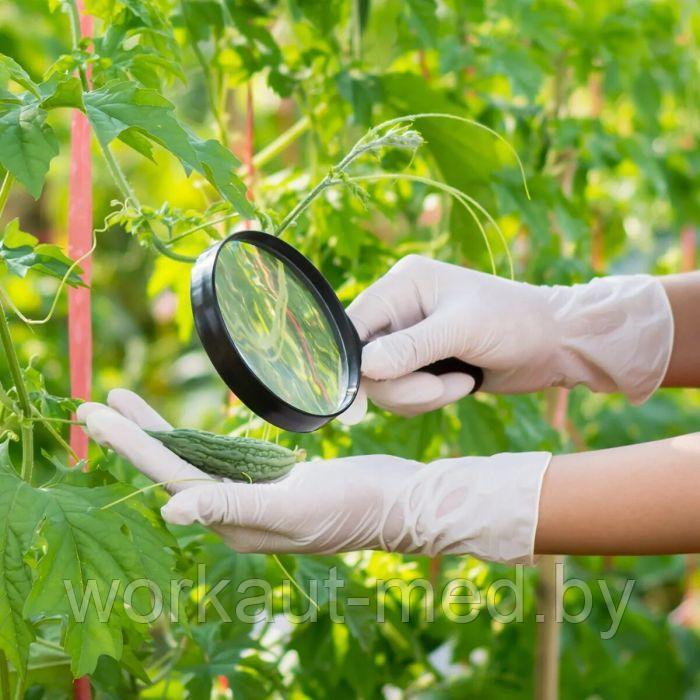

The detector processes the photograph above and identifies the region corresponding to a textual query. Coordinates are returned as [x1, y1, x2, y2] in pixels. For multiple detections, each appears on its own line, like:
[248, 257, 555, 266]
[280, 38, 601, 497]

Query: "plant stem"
[94, 122, 189, 266]
[0, 173, 34, 483]
[181, 0, 229, 146]
[272, 554, 319, 611]
[30, 416, 84, 426]
[31, 407, 80, 462]
[0, 650, 10, 700]
[351, 0, 363, 61]
[273, 127, 421, 236]
[245, 115, 310, 174]
[0, 172, 14, 217]
[149, 234, 197, 263]
[219, 0, 235, 26]
[167, 213, 237, 244]
[65, 0, 89, 91]
[100, 477, 215, 510]
[0, 299, 34, 483]
[66, 0, 139, 213]
[274, 178, 334, 237]
[12, 675, 24, 700]
[94, 133, 138, 206]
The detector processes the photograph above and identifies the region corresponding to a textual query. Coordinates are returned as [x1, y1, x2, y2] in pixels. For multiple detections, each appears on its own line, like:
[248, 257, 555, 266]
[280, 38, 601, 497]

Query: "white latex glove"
[77, 389, 551, 564]
[343, 255, 673, 418]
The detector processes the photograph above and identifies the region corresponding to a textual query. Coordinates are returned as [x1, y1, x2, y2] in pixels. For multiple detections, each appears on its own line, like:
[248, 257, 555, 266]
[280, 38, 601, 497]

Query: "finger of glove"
[77, 401, 111, 423]
[346, 274, 424, 342]
[213, 525, 300, 554]
[161, 481, 290, 530]
[107, 388, 172, 431]
[336, 383, 367, 426]
[368, 373, 475, 417]
[361, 314, 448, 380]
[79, 406, 211, 492]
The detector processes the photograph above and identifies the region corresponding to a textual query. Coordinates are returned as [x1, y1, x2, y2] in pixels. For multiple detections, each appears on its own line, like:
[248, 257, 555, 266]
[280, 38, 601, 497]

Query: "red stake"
[69, 3, 94, 699]
[68, 105, 93, 465]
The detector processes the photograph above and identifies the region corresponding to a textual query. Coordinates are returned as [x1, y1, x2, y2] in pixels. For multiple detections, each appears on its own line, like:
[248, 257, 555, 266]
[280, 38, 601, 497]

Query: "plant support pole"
[535, 387, 569, 700]
[535, 554, 564, 700]
[67, 101, 94, 464]
[67, 2, 94, 699]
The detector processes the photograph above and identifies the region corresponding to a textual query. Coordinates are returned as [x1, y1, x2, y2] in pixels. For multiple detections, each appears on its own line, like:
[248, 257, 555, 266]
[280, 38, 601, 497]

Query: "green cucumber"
[146, 428, 304, 482]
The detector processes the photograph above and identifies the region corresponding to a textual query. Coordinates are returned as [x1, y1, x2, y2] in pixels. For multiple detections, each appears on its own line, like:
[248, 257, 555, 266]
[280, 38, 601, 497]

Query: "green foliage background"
[0, 0, 699, 697]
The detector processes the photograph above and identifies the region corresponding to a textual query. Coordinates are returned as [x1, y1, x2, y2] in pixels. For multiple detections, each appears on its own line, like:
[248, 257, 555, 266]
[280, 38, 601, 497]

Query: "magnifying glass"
[190, 231, 483, 432]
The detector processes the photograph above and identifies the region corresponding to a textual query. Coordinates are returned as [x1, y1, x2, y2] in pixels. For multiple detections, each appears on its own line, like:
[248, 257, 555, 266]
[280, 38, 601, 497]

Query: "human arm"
[536, 432, 700, 556]
[660, 271, 700, 388]
[344, 257, 684, 419]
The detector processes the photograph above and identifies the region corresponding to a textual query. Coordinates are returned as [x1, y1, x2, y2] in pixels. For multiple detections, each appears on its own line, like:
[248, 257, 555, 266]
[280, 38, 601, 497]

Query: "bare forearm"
[535, 432, 700, 556]
[661, 271, 700, 388]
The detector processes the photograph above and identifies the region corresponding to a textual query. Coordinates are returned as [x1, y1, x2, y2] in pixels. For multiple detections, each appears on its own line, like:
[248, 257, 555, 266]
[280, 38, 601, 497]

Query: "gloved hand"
[77, 389, 551, 564]
[344, 255, 673, 418]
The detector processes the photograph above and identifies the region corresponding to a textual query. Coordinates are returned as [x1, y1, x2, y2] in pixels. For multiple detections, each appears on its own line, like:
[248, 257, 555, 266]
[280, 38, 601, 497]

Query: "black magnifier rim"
[191, 230, 361, 433]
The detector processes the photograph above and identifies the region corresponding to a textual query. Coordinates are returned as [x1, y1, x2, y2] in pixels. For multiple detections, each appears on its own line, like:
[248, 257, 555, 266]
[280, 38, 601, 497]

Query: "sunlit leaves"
[404, 0, 439, 48]
[24, 482, 176, 676]
[335, 70, 382, 125]
[38, 76, 84, 110]
[0, 443, 46, 682]
[0, 55, 39, 97]
[0, 101, 59, 198]
[83, 80, 253, 215]
[0, 461, 179, 677]
[82, 0, 168, 28]
[0, 219, 85, 286]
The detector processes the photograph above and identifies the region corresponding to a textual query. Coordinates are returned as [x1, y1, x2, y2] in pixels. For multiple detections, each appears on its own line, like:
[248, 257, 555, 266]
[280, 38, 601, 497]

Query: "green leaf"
[117, 127, 155, 161]
[0, 442, 48, 682]
[335, 70, 382, 126]
[83, 81, 253, 216]
[0, 218, 85, 286]
[10, 641, 73, 694]
[24, 482, 178, 677]
[288, 0, 344, 34]
[457, 397, 509, 455]
[0, 102, 59, 198]
[404, 0, 439, 48]
[0, 55, 39, 96]
[39, 76, 84, 111]
[2, 218, 36, 249]
[483, 40, 544, 100]
[267, 69, 297, 98]
[83, 0, 166, 27]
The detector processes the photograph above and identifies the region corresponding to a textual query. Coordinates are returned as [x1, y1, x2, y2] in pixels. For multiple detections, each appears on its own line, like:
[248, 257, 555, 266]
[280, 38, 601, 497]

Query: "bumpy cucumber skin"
[146, 428, 300, 482]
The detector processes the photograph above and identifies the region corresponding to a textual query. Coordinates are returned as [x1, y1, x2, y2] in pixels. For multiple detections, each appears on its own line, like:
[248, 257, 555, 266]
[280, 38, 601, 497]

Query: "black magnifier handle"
[358, 339, 483, 394]
[420, 357, 483, 392]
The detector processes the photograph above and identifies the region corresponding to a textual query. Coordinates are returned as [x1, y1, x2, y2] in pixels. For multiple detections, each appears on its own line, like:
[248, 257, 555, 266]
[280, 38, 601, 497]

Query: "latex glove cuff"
[544, 275, 674, 404]
[382, 452, 552, 565]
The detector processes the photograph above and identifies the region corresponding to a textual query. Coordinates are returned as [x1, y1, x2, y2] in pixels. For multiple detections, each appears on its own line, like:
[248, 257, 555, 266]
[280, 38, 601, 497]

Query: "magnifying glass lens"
[214, 240, 349, 415]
